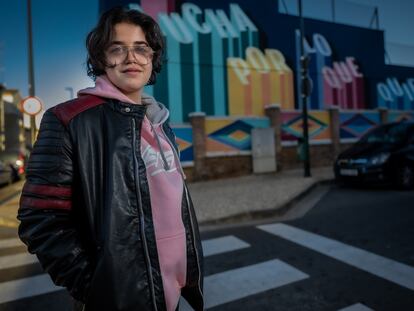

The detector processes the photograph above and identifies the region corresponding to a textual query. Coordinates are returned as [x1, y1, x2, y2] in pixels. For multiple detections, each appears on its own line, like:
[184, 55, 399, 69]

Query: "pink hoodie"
[78, 76, 186, 311]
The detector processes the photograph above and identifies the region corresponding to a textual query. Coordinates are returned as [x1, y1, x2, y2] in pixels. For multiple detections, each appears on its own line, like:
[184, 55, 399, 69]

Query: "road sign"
[20, 96, 43, 116]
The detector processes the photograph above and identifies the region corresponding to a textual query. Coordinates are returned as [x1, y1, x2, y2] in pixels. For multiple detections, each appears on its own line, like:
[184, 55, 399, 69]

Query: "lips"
[122, 69, 141, 73]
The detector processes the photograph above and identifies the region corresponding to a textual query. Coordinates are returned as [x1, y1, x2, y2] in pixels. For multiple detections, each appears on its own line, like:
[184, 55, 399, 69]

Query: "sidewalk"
[0, 180, 24, 229]
[0, 167, 335, 229]
[188, 167, 334, 226]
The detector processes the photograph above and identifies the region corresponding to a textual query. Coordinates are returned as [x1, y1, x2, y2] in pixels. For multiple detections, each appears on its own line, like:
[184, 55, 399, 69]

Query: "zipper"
[132, 118, 158, 311]
[184, 184, 205, 304]
[161, 126, 204, 302]
[161, 126, 185, 179]
[162, 125, 204, 304]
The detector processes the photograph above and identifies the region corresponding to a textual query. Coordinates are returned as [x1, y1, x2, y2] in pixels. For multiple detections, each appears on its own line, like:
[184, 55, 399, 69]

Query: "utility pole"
[65, 87, 74, 100]
[27, 0, 36, 146]
[298, 0, 312, 177]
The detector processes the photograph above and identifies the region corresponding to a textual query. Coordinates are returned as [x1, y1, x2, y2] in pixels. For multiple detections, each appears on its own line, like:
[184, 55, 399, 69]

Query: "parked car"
[0, 149, 26, 183]
[334, 121, 414, 190]
[0, 159, 13, 185]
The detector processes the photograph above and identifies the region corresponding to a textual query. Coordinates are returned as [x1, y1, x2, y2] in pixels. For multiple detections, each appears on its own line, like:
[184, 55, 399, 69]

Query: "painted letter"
[386, 77, 404, 97]
[313, 33, 332, 57]
[246, 47, 270, 73]
[407, 78, 414, 96]
[229, 3, 258, 32]
[182, 3, 211, 34]
[265, 49, 291, 72]
[158, 13, 193, 43]
[346, 57, 363, 77]
[333, 61, 353, 83]
[322, 67, 341, 88]
[228, 58, 250, 84]
[377, 83, 393, 102]
[205, 9, 238, 38]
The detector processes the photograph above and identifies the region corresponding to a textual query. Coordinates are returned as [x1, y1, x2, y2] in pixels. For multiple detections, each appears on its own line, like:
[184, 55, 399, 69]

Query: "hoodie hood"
[78, 75, 169, 125]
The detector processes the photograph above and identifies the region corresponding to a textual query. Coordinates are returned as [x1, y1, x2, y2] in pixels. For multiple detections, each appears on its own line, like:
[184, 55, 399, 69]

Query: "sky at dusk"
[0, 0, 413, 112]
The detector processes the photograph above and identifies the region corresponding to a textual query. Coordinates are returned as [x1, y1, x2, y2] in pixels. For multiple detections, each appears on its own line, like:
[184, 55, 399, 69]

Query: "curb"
[199, 178, 334, 229]
[0, 189, 22, 206]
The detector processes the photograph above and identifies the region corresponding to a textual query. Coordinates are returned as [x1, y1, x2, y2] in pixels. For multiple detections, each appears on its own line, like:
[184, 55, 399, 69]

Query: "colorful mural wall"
[100, 0, 414, 162]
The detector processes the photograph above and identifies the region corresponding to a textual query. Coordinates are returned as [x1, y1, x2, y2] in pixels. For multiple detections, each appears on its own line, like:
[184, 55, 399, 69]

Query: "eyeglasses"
[106, 45, 154, 65]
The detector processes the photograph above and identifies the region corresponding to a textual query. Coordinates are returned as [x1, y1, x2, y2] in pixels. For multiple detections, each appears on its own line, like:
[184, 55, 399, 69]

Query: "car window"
[358, 123, 411, 145]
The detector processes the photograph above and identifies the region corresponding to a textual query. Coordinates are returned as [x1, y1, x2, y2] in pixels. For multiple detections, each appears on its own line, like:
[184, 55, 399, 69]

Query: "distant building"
[0, 85, 25, 154]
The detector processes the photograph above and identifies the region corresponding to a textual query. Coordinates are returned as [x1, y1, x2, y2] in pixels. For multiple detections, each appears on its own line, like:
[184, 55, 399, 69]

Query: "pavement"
[0, 167, 334, 230]
[188, 167, 334, 227]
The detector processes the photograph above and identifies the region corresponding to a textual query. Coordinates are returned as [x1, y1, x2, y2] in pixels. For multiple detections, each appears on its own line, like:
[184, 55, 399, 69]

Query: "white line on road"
[0, 234, 252, 304]
[0, 274, 62, 304]
[0, 238, 24, 250]
[258, 223, 414, 291]
[202, 235, 250, 257]
[337, 303, 375, 311]
[0, 253, 38, 270]
[180, 259, 308, 310]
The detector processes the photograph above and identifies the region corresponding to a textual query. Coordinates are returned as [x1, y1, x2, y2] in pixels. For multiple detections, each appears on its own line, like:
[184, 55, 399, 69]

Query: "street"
[0, 183, 413, 310]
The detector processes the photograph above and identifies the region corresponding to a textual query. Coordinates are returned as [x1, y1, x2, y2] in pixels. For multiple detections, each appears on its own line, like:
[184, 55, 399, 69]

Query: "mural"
[377, 78, 414, 110]
[281, 111, 331, 144]
[205, 117, 269, 156]
[100, 0, 414, 161]
[339, 112, 380, 141]
[388, 111, 414, 123]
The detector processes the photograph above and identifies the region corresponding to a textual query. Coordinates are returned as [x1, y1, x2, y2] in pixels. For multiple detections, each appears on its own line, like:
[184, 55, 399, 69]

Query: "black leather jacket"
[17, 95, 204, 311]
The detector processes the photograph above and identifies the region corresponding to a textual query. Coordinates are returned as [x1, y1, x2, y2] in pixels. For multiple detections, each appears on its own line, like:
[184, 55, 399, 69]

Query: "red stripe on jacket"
[23, 183, 72, 198]
[20, 196, 72, 210]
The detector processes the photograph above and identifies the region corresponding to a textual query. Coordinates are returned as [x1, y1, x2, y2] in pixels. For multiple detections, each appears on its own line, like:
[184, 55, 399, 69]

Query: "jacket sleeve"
[17, 108, 94, 302]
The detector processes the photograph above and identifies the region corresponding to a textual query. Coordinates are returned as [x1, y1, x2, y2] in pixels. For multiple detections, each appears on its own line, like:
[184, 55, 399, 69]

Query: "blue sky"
[0, 0, 98, 110]
[0, 0, 413, 111]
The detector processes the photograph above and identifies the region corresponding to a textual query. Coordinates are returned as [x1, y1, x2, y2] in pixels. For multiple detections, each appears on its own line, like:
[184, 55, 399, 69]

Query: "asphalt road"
[0, 184, 413, 311]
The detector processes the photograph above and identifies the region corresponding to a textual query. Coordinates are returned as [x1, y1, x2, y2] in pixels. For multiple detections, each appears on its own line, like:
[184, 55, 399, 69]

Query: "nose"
[124, 48, 136, 63]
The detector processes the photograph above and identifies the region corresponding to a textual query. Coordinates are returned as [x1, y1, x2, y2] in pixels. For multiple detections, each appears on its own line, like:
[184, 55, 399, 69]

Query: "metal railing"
[279, 0, 379, 30]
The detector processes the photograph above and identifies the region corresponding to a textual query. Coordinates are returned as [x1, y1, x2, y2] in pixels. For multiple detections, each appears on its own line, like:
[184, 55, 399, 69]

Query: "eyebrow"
[110, 40, 149, 46]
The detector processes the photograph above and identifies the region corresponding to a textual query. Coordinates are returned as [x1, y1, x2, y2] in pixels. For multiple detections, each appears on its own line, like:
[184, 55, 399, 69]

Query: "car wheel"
[397, 164, 414, 190]
[10, 166, 20, 182]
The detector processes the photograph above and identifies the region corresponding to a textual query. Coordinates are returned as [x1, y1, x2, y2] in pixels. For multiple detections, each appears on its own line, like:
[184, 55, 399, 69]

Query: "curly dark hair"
[86, 7, 164, 85]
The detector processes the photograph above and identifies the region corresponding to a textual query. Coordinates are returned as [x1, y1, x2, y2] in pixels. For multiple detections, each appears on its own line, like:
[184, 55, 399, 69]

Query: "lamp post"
[27, 0, 36, 146]
[65, 87, 74, 100]
[298, 0, 312, 177]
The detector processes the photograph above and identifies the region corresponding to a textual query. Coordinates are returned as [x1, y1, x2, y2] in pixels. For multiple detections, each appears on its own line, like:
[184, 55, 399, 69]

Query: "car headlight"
[369, 152, 390, 165]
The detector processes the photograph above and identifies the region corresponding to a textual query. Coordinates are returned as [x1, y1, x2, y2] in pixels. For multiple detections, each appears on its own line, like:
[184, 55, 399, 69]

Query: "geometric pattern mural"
[171, 125, 193, 165]
[172, 109, 412, 166]
[205, 117, 270, 156]
[339, 112, 380, 140]
[281, 111, 331, 142]
[388, 111, 414, 122]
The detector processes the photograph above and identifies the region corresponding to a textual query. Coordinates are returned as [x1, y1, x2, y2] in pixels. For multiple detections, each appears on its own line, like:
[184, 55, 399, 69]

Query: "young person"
[18, 6, 204, 311]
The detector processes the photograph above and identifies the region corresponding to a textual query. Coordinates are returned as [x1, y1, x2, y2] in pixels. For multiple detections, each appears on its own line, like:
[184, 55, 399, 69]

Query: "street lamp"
[65, 87, 74, 99]
[298, 0, 312, 177]
[27, 0, 36, 146]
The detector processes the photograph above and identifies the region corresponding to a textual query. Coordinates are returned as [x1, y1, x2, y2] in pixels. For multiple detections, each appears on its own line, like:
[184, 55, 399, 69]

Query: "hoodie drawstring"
[149, 121, 170, 171]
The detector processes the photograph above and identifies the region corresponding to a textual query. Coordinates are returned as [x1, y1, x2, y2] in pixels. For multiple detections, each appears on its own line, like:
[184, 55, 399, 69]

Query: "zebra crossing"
[1, 223, 411, 310]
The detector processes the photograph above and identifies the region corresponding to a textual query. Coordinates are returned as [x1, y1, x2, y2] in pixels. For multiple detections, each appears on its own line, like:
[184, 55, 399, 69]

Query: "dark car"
[0, 159, 14, 185]
[334, 121, 414, 190]
[0, 149, 26, 184]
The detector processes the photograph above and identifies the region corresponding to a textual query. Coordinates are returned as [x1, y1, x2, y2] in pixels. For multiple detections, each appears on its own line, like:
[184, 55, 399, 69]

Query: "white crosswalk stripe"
[179, 259, 309, 311]
[258, 223, 414, 291]
[0, 237, 23, 249]
[204, 259, 308, 308]
[201, 235, 250, 257]
[337, 303, 375, 311]
[0, 235, 253, 305]
[0, 252, 38, 270]
[0, 274, 63, 304]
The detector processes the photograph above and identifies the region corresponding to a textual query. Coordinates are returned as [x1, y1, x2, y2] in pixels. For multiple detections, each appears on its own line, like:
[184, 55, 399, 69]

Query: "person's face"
[104, 22, 153, 101]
